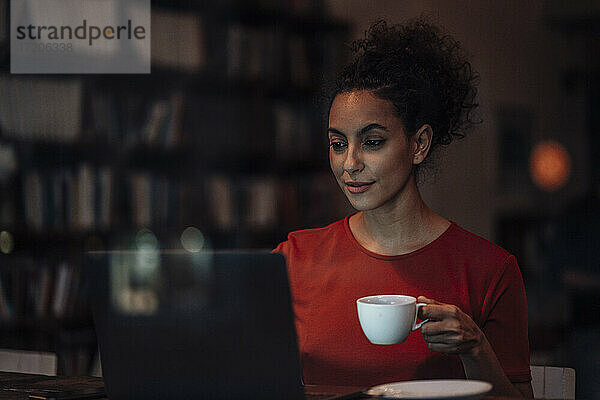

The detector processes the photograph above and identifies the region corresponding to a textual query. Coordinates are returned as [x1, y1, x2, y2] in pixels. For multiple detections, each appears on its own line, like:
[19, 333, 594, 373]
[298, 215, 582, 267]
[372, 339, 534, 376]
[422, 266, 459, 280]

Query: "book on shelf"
[0, 76, 82, 143]
[206, 174, 236, 231]
[0, 144, 16, 227]
[9, 262, 28, 318]
[130, 172, 152, 228]
[140, 91, 185, 148]
[154, 176, 170, 228]
[226, 24, 282, 82]
[23, 170, 44, 232]
[35, 265, 53, 318]
[164, 91, 184, 148]
[88, 89, 185, 148]
[262, 26, 287, 85]
[22, 165, 114, 232]
[87, 89, 121, 142]
[278, 181, 301, 227]
[318, 32, 348, 84]
[64, 266, 82, 320]
[225, 24, 312, 86]
[244, 177, 278, 229]
[74, 164, 95, 231]
[201, 173, 350, 234]
[52, 262, 72, 319]
[142, 100, 170, 145]
[0, 197, 14, 227]
[0, 275, 10, 320]
[298, 172, 350, 226]
[151, 9, 207, 72]
[129, 172, 184, 229]
[0, 0, 6, 45]
[226, 24, 244, 78]
[97, 167, 113, 230]
[87, 88, 146, 145]
[0, 258, 86, 321]
[48, 171, 63, 231]
[288, 35, 312, 87]
[22, 168, 308, 238]
[273, 102, 312, 161]
[167, 178, 184, 229]
[61, 169, 75, 230]
[246, 27, 264, 81]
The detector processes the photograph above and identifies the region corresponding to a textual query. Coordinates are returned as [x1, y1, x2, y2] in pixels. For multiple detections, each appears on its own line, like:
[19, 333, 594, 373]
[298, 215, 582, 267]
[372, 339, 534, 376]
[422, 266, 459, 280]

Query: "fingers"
[420, 303, 462, 321]
[424, 335, 479, 354]
[420, 323, 474, 354]
[419, 314, 483, 356]
[417, 297, 455, 321]
[417, 297, 444, 321]
[421, 332, 456, 344]
[420, 320, 459, 336]
[422, 329, 472, 345]
[417, 296, 441, 305]
[426, 342, 464, 354]
[416, 300, 483, 356]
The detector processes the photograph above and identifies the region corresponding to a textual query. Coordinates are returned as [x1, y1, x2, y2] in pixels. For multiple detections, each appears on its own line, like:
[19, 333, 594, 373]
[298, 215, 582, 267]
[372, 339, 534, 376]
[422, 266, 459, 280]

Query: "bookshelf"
[0, 0, 351, 374]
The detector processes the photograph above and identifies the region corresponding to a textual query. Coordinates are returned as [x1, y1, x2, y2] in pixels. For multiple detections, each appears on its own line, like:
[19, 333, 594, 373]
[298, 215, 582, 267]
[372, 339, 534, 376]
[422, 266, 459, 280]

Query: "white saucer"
[366, 379, 493, 399]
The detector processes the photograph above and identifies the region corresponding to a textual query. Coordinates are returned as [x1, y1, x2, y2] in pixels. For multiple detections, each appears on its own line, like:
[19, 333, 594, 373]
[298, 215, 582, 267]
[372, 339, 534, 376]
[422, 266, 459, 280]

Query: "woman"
[274, 19, 533, 397]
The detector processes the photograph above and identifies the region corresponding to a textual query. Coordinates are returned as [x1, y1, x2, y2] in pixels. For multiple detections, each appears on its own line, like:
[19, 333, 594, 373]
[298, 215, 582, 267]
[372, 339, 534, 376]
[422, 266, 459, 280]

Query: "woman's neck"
[349, 181, 450, 256]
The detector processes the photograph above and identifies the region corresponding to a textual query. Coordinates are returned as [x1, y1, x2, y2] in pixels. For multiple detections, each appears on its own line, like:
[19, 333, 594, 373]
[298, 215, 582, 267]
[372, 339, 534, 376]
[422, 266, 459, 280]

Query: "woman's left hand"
[417, 296, 484, 356]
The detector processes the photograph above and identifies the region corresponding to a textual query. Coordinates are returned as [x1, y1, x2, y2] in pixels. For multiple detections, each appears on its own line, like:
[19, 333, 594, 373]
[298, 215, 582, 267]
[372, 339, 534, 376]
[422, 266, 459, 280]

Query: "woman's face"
[328, 90, 418, 211]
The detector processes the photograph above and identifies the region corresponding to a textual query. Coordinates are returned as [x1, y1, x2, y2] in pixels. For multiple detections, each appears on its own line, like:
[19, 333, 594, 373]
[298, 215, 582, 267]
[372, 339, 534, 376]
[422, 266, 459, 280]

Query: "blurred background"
[0, 0, 598, 398]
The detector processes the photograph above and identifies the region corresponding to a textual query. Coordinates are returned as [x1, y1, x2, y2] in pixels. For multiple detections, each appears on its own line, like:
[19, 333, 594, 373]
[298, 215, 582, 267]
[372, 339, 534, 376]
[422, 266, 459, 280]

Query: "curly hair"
[331, 18, 480, 179]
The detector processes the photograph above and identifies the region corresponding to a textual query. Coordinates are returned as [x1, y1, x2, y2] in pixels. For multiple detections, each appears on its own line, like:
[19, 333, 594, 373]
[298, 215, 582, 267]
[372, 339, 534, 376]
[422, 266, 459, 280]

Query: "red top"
[274, 214, 531, 386]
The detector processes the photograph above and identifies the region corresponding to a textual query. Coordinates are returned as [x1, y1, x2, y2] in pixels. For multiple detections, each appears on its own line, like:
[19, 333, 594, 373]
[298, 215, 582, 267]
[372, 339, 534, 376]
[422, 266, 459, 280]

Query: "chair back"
[0, 349, 57, 375]
[530, 365, 576, 399]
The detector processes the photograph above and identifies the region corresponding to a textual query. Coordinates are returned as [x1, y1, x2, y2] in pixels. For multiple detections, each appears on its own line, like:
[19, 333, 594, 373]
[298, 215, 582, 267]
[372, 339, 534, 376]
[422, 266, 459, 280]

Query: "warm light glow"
[529, 140, 571, 192]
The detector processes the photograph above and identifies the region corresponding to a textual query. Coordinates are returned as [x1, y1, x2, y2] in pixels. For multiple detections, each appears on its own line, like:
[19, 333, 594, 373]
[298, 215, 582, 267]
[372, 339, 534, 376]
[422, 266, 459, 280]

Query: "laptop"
[85, 250, 364, 400]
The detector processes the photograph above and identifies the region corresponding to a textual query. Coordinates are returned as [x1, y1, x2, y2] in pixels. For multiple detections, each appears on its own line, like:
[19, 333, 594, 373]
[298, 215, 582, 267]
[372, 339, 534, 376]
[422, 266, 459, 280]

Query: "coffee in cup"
[356, 295, 428, 345]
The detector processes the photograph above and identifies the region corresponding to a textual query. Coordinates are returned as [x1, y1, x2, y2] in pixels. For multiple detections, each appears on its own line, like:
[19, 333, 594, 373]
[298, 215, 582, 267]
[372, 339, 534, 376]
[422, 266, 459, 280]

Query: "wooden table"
[0, 372, 105, 400]
[0, 372, 551, 399]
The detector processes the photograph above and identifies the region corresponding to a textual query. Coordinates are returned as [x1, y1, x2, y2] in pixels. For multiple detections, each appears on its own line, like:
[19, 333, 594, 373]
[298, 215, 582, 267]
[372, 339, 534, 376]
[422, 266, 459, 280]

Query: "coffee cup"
[356, 295, 428, 345]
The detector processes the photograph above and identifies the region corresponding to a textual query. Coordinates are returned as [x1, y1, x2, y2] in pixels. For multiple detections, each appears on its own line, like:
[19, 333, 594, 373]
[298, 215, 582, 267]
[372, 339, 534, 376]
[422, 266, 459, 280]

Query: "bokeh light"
[135, 228, 159, 250]
[134, 228, 160, 280]
[529, 140, 571, 192]
[180, 226, 205, 253]
[0, 231, 14, 254]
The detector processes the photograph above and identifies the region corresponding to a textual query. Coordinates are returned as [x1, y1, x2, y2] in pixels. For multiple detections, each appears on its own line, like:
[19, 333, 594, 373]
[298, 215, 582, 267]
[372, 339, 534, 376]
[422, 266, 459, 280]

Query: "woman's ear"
[412, 124, 433, 165]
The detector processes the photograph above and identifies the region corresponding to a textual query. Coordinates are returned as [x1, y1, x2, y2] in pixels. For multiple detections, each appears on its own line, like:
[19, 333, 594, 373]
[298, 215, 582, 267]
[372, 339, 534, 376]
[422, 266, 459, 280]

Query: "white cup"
[356, 295, 428, 345]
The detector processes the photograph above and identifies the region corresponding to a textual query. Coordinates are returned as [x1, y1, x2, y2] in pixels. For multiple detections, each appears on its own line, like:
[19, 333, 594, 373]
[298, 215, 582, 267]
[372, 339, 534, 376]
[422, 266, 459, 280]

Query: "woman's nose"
[343, 145, 364, 174]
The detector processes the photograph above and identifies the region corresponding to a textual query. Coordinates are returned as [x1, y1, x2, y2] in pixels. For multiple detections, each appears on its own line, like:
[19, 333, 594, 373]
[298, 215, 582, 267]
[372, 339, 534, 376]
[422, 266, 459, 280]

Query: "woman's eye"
[364, 139, 384, 148]
[329, 141, 347, 152]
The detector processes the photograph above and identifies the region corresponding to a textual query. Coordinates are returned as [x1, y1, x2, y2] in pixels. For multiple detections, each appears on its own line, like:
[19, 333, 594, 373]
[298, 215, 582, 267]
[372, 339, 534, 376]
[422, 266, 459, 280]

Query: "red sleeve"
[272, 241, 286, 254]
[481, 255, 532, 383]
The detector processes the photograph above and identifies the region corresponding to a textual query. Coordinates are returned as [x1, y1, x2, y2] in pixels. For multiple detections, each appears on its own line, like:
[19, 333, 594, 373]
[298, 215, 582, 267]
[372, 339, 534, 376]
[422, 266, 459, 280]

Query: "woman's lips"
[345, 181, 375, 194]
